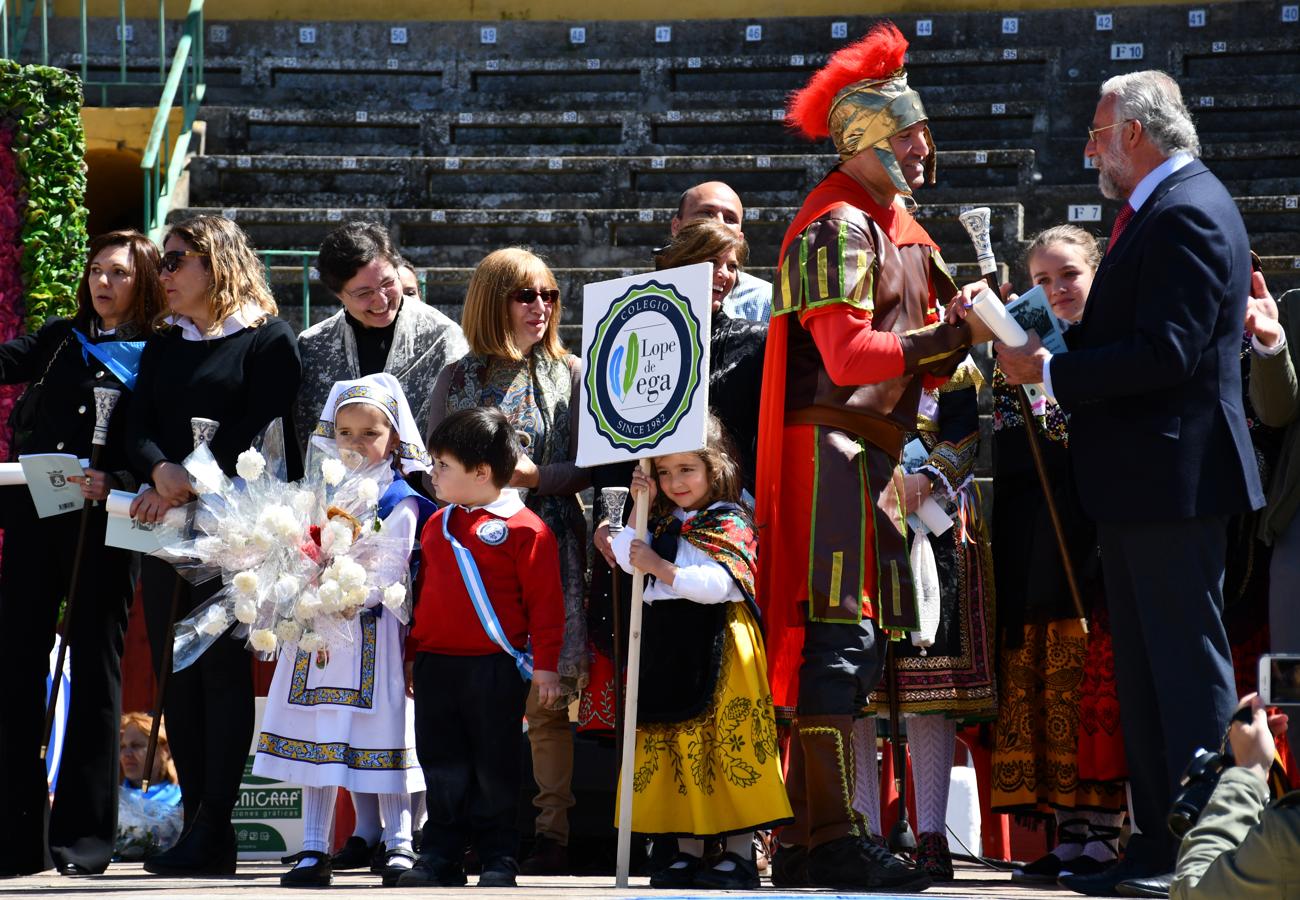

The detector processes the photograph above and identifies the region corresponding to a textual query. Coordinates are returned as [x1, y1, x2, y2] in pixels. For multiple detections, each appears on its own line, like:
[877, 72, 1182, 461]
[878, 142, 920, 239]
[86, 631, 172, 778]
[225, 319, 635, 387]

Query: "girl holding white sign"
[610, 414, 790, 891]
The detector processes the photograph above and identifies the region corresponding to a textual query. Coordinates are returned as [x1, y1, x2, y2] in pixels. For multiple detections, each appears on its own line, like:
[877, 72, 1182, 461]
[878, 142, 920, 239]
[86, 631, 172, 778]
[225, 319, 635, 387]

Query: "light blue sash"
[442, 506, 533, 680]
[72, 329, 145, 390]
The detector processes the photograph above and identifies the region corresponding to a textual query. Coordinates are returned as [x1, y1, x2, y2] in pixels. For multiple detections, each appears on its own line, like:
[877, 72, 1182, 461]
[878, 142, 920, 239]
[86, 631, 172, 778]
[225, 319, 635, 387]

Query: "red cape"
[754, 170, 939, 712]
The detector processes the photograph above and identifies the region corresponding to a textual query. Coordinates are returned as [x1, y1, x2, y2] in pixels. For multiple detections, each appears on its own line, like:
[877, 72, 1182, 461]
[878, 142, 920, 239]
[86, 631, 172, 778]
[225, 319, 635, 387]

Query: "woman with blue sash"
[0, 231, 162, 876]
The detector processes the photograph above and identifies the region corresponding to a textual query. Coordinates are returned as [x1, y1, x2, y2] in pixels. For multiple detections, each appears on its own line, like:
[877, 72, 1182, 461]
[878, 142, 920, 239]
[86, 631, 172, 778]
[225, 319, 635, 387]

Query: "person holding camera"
[1170, 694, 1297, 899]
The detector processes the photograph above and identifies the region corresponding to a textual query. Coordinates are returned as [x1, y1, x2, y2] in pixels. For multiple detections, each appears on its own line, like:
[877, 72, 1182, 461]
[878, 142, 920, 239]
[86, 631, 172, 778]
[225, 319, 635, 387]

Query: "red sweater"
[409, 494, 564, 672]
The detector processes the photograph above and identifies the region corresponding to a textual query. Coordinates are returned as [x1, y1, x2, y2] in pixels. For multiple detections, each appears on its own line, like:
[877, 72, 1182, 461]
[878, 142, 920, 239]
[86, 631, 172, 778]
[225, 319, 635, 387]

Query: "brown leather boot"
[799, 715, 932, 893]
[771, 731, 810, 887]
[795, 715, 867, 849]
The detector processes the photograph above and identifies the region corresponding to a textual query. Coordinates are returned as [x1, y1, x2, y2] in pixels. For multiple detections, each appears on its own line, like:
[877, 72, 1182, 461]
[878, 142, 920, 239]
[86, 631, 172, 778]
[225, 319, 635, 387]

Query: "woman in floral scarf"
[424, 247, 588, 875]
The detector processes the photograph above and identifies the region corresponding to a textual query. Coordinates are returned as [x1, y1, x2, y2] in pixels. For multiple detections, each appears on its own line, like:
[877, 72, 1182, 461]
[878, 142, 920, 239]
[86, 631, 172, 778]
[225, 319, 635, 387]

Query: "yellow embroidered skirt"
[616, 602, 793, 837]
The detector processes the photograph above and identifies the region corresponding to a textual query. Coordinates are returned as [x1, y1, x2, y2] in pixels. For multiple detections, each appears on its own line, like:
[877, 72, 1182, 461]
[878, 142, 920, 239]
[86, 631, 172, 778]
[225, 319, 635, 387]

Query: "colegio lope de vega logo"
[585, 280, 704, 452]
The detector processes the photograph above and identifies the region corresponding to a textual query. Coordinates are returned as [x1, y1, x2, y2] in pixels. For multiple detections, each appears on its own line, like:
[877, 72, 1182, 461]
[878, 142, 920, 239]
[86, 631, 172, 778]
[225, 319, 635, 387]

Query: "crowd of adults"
[0, 38, 1296, 899]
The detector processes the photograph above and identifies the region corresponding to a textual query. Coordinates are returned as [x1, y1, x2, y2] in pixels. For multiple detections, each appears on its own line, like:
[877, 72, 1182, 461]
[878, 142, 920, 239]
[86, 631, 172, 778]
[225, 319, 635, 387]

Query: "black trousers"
[1097, 515, 1236, 870]
[796, 618, 886, 716]
[140, 554, 253, 826]
[0, 489, 133, 875]
[414, 652, 529, 866]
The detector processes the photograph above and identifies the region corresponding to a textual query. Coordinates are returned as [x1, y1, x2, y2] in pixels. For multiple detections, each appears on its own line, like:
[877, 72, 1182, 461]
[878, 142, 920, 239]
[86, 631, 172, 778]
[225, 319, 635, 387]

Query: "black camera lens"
[1167, 748, 1227, 839]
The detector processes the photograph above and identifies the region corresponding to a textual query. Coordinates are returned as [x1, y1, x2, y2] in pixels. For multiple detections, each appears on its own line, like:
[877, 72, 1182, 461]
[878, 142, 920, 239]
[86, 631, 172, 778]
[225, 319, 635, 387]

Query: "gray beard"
[1096, 151, 1133, 201]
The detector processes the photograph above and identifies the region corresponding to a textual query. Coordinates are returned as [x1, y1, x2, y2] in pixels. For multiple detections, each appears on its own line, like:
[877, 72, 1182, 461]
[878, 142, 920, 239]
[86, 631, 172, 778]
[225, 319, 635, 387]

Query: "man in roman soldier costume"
[754, 22, 991, 891]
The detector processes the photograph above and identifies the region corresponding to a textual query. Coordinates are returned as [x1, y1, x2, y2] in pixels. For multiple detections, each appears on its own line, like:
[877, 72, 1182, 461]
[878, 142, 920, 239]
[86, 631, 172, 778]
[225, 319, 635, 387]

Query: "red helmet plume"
[786, 21, 909, 140]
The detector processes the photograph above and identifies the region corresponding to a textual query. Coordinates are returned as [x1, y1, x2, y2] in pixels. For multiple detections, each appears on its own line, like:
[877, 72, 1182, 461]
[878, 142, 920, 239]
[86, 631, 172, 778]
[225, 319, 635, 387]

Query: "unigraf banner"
[577, 262, 712, 468]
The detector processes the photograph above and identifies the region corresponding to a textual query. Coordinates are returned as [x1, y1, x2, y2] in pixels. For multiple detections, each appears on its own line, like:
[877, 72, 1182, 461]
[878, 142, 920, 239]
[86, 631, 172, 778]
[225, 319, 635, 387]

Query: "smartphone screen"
[1261, 655, 1300, 705]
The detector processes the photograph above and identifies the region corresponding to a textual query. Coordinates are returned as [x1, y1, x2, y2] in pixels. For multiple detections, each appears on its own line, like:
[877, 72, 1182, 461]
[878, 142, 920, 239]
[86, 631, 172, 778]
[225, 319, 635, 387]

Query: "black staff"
[142, 416, 219, 792]
[40, 386, 122, 761]
[600, 486, 630, 754]
[884, 640, 916, 854]
[958, 207, 1087, 629]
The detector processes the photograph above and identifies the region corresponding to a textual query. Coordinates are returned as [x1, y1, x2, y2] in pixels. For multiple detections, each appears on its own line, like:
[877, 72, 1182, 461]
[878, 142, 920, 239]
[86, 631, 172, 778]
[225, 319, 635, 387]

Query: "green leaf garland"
[0, 59, 88, 333]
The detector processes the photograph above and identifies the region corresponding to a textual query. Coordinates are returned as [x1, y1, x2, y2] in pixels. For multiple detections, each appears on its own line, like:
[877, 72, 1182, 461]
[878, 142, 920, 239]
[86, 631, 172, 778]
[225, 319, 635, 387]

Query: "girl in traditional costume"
[988, 227, 1127, 883]
[611, 415, 791, 891]
[253, 373, 435, 888]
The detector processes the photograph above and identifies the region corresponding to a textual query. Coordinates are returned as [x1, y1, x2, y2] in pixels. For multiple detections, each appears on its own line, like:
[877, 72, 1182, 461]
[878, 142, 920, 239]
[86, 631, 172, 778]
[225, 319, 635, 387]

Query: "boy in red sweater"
[398, 408, 564, 889]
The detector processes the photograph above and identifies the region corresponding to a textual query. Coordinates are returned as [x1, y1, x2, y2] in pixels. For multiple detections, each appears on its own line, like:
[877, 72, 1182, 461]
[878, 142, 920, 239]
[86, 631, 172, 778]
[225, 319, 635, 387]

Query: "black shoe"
[142, 805, 237, 877]
[1117, 872, 1173, 898]
[370, 840, 389, 874]
[808, 835, 932, 892]
[769, 844, 809, 888]
[1015, 852, 1114, 884]
[379, 849, 418, 887]
[478, 857, 518, 888]
[1060, 857, 1170, 896]
[649, 853, 702, 889]
[57, 862, 96, 876]
[394, 856, 467, 888]
[692, 851, 760, 890]
[329, 836, 378, 870]
[519, 834, 568, 875]
[281, 851, 333, 887]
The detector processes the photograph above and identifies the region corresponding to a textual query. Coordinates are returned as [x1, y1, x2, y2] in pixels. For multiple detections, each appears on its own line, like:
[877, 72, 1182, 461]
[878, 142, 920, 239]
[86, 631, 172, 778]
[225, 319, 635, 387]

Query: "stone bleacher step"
[186, 149, 1037, 209]
[176, 202, 1027, 269]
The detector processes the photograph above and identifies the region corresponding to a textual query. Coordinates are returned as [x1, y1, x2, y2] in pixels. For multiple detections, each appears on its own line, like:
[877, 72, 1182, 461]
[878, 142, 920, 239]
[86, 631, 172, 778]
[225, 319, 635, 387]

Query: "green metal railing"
[141, 0, 204, 242]
[1, 0, 43, 64]
[0, 0, 205, 245]
[260, 250, 319, 328]
[78, 0, 172, 106]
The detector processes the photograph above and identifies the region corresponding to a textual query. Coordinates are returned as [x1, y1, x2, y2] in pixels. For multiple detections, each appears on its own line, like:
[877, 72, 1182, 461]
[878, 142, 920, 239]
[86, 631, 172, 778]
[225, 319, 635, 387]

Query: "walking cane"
[39, 387, 122, 761]
[958, 207, 1088, 630]
[614, 459, 652, 888]
[141, 417, 219, 793]
[600, 487, 631, 757]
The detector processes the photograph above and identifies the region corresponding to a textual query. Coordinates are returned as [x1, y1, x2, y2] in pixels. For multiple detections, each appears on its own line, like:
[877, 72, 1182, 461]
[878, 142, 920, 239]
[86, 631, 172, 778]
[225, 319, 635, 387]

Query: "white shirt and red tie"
[1040, 152, 1194, 398]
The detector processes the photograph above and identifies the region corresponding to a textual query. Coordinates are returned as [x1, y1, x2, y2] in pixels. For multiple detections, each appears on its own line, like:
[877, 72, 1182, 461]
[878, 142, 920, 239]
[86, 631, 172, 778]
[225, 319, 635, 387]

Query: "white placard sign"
[577, 263, 712, 467]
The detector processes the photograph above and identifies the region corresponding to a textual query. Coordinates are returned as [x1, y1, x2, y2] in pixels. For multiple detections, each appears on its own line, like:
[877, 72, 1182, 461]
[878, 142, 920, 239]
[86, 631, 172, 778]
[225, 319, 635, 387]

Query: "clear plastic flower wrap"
[115, 786, 183, 860]
[164, 424, 417, 672]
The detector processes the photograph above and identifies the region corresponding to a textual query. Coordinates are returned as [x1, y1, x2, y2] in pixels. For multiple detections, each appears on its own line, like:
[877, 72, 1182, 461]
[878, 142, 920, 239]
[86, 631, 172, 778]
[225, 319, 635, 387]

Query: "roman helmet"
[787, 21, 937, 196]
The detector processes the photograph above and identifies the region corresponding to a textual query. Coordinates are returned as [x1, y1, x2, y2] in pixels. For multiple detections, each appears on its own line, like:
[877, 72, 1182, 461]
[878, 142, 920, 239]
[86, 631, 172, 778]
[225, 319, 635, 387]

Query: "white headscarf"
[313, 373, 431, 474]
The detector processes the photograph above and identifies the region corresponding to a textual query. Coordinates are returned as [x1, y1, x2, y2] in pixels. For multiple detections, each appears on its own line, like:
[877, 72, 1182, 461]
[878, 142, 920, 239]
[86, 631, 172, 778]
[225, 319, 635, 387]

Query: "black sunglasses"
[161, 250, 208, 273]
[510, 288, 559, 305]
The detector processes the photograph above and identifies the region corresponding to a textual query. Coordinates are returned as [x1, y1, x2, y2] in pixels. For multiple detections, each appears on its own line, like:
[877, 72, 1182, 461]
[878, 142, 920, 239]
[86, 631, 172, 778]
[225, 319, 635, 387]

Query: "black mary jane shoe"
[648, 853, 703, 889]
[328, 836, 378, 871]
[281, 850, 333, 888]
[692, 851, 760, 890]
[380, 848, 418, 887]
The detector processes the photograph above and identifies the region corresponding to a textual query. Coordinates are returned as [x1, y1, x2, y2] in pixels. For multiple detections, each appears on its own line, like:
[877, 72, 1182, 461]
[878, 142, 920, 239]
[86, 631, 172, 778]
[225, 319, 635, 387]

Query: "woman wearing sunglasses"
[423, 247, 589, 878]
[127, 214, 302, 877]
[0, 231, 163, 878]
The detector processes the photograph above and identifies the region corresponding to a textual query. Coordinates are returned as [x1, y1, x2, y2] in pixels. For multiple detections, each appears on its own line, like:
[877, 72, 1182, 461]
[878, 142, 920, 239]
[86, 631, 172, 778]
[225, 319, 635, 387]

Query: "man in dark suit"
[998, 70, 1265, 898]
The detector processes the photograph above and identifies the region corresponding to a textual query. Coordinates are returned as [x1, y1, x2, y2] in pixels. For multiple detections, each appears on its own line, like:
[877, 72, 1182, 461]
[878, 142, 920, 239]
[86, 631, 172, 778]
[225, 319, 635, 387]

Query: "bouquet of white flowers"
[161, 424, 416, 671]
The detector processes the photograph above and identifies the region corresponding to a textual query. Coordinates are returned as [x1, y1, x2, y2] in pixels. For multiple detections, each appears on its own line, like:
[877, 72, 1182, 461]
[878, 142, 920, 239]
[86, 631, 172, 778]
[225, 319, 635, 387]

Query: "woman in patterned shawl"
[295, 221, 467, 458]
[424, 247, 589, 874]
[989, 226, 1127, 885]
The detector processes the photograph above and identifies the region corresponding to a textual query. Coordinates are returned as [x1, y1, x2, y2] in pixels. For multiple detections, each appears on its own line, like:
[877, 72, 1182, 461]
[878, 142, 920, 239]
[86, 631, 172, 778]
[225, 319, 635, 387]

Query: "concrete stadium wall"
[70, 0, 1201, 23]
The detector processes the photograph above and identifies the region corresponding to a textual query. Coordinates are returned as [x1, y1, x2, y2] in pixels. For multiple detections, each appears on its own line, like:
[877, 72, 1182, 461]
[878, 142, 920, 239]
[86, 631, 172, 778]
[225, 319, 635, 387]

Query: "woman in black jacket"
[0, 230, 163, 877]
[128, 214, 301, 876]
